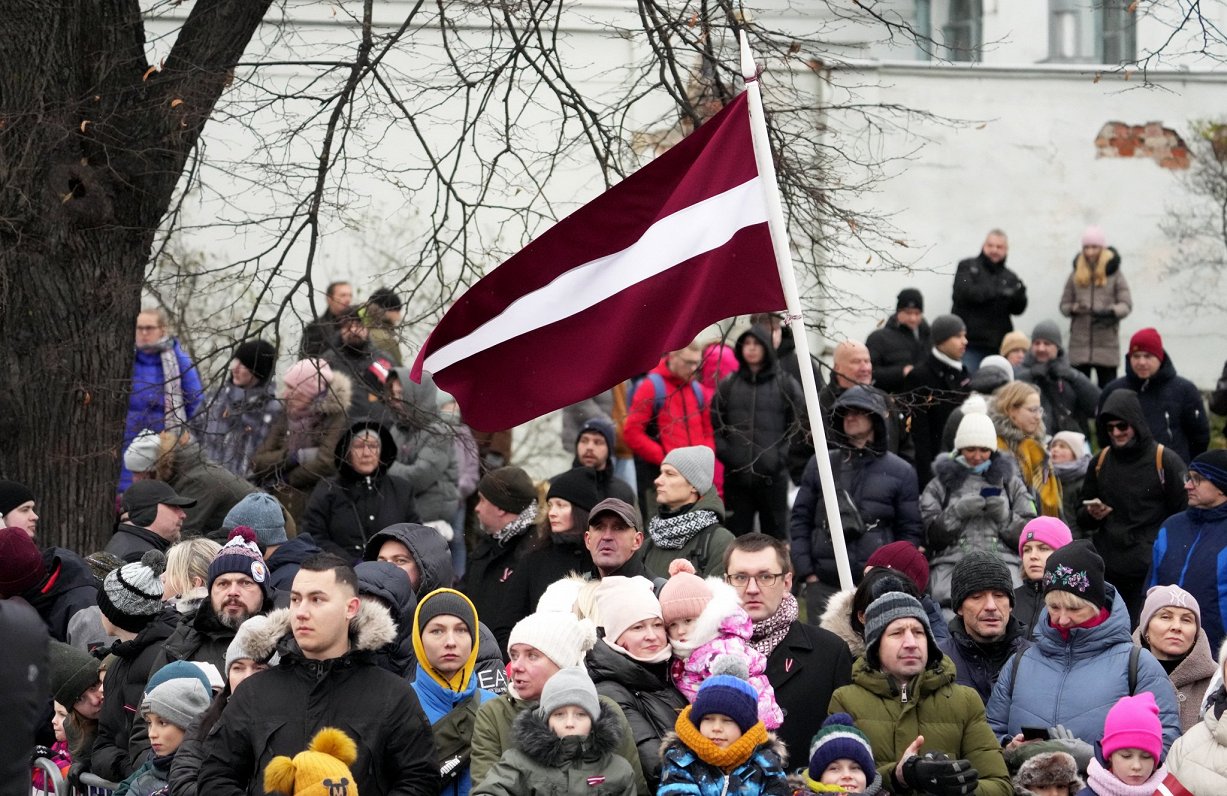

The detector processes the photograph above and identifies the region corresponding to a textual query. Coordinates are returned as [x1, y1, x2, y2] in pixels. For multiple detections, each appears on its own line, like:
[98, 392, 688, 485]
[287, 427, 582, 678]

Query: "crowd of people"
[6, 227, 1227, 796]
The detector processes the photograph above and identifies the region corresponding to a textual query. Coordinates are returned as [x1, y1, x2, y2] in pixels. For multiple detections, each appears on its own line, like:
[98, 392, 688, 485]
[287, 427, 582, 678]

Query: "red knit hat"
[866, 542, 929, 594]
[0, 527, 46, 598]
[1129, 328, 1164, 360]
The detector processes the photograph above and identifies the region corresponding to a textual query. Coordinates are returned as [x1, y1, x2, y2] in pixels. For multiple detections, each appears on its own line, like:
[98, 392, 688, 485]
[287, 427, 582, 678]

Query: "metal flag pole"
[739, 30, 854, 593]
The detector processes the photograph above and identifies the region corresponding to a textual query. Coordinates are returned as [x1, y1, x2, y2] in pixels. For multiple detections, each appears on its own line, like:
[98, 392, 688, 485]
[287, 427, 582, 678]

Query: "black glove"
[1093, 308, 1116, 319]
[901, 752, 979, 796]
[998, 283, 1019, 300]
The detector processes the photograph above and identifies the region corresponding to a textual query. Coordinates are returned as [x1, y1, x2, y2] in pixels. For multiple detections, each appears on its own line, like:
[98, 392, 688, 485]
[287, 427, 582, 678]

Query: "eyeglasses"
[351, 439, 381, 451]
[1105, 421, 1130, 432]
[1022, 406, 1044, 416]
[1185, 473, 1206, 488]
[726, 572, 785, 588]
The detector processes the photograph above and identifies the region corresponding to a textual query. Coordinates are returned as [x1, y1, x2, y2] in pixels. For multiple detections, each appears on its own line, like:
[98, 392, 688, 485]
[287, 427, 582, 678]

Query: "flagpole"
[739, 31, 854, 594]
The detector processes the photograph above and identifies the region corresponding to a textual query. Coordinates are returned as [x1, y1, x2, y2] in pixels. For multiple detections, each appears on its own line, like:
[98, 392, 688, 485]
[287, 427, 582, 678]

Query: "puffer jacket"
[1077, 390, 1188, 580]
[470, 692, 648, 795]
[356, 560, 417, 677]
[1016, 351, 1100, 438]
[1059, 248, 1132, 369]
[473, 706, 636, 796]
[1166, 697, 1227, 796]
[829, 655, 1013, 796]
[712, 326, 806, 483]
[922, 452, 1033, 613]
[585, 640, 688, 789]
[364, 522, 455, 592]
[196, 602, 439, 796]
[387, 368, 460, 523]
[985, 586, 1181, 753]
[122, 339, 203, 492]
[1131, 625, 1217, 732]
[951, 251, 1028, 351]
[640, 488, 734, 578]
[990, 406, 1063, 519]
[195, 377, 283, 478]
[1099, 351, 1210, 463]
[668, 579, 781, 728]
[790, 387, 922, 586]
[866, 314, 930, 394]
[1148, 501, 1227, 653]
[657, 727, 790, 796]
[303, 421, 420, 561]
[22, 547, 106, 648]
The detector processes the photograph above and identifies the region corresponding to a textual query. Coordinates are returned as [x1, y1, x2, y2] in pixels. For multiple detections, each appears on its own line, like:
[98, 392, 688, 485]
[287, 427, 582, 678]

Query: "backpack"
[642, 372, 705, 443]
[1094, 444, 1166, 486]
[433, 692, 480, 783]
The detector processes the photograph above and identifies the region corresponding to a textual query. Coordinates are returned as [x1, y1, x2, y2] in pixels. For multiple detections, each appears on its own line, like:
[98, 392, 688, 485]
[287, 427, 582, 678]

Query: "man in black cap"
[937, 551, 1026, 703]
[905, 313, 972, 487]
[867, 288, 931, 395]
[106, 480, 197, 562]
[586, 498, 656, 580]
[0, 478, 39, 538]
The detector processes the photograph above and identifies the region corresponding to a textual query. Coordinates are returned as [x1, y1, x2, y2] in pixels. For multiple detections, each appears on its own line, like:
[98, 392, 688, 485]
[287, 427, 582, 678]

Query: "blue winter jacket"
[985, 586, 1180, 753]
[412, 670, 497, 796]
[1148, 502, 1227, 652]
[121, 340, 202, 491]
[657, 733, 790, 796]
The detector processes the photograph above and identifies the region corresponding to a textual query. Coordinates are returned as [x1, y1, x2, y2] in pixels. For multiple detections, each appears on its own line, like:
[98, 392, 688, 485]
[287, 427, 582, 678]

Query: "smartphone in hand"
[980, 486, 1002, 498]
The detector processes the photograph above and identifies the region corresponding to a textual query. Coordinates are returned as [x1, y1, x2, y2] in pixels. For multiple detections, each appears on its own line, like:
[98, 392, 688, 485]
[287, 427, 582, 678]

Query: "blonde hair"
[994, 381, 1040, 414]
[1044, 590, 1096, 613]
[164, 538, 222, 598]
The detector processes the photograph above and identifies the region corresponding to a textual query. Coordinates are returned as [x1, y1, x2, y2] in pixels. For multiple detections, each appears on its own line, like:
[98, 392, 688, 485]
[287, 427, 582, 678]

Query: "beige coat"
[1131, 626, 1217, 732]
[1059, 248, 1132, 368]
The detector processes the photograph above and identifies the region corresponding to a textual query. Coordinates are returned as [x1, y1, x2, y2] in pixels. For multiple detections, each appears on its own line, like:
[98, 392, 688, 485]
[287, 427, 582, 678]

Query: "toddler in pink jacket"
[659, 560, 783, 728]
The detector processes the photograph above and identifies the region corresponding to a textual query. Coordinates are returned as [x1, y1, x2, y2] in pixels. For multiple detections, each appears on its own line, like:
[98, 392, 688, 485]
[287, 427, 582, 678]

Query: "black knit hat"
[477, 466, 536, 514]
[0, 479, 36, 516]
[896, 288, 924, 312]
[369, 287, 403, 312]
[1042, 539, 1106, 609]
[48, 640, 101, 707]
[546, 468, 601, 513]
[1190, 449, 1227, 495]
[415, 589, 476, 637]
[950, 551, 1015, 611]
[234, 339, 277, 384]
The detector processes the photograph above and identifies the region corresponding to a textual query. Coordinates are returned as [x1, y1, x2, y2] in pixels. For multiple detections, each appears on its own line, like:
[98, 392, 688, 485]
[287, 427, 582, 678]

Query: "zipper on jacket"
[900, 681, 909, 703]
[719, 775, 730, 796]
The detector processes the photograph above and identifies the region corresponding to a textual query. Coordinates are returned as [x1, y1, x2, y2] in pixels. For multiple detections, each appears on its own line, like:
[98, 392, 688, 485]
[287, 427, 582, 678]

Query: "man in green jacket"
[830, 592, 1012, 796]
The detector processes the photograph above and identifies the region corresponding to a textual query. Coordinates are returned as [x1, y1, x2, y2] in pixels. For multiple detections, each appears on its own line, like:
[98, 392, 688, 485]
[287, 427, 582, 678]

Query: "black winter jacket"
[355, 560, 417, 677]
[24, 547, 104, 647]
[951, 251, 1028, 350]
[937, 616, 1027, 704]
[516, 533, 596, 613]
[197, 603, 439, 796]
[363, 522, 455, 593]
[104, 523, 172, 563]
[1017, 350, 1100, 437]
[866, 315, 931, 394]
[584, 639, 687, 789]
[1099, 351, 1210, 463]
[905, 350, 971, 487]
[151, 598, 266, 676]
[303, 422, 420, 561]
[265, 533, 323, 593]
[464, 529, 534, 655]
[1076, 390, 1188, 579]
[790, 387, 922, 585]
[765, 620, 854, 768]
[1014, 578, 1044, 640]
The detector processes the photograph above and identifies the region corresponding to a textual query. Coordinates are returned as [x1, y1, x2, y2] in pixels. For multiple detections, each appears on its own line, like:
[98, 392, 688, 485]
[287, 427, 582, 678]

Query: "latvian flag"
[411, 91, 788, 431]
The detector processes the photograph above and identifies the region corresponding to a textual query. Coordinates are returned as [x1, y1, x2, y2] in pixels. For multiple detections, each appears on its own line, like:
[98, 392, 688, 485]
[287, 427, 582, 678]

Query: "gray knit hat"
[1031, 320, 1063, 348]
[141, 677, 211, 730]
[415, 589, 477, 637]
[224, 614, 281, 674]
[48, 640, 101, 707]
[662, 446, 715, 495]
[97, 550, 167, 634]
[950, 551, 1015, 611]
[929, 314, 966, 346]
[863, 591, 940, 670]
[222, 492, 287, 547]
[539, 666, 600, 721]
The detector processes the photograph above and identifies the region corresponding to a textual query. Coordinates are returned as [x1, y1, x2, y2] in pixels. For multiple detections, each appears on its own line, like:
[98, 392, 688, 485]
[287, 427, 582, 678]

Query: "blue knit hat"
[145, 660, 213, 698]
[691, 655, 759, 733]
[222, 492, 287, 547]
[807, 713, 876, 783]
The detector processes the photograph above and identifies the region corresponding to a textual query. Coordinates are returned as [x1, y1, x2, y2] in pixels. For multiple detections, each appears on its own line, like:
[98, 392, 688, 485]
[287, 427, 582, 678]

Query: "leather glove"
[984, 495, 1010, 523]
[954, 495, 986, 519]
[901, 752, 979, 796]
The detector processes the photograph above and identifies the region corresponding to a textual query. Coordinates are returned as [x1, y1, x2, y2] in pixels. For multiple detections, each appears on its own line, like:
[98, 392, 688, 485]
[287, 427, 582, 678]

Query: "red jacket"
[623, 360, 715, 466]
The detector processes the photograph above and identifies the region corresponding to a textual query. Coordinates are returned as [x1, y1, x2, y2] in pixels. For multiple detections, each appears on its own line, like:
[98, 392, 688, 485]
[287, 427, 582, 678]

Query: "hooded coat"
[1076, 390, 1188, 581]
[951, 251, 1028, 352]
[1099, 351, 1210, 463]
[386, 368, 460, 523]
[265, 533, 324, 592]
[866, 315, 931, 394]
[303, 421, 420, 561]
[1059, 247, 1132, 369]
[790, 387, 922, 586]
[985, 587, 1181, 753]
[357, 560, 418, 677]
[639, 488, 734, 579]
[829, 655, 1013, 796]
[473, 704, 636, 796]
[195, 375, 283, 479]
[1148, 501, 1227, 655]
[585, 640, 688, 789]
[197, 602, 439, 796]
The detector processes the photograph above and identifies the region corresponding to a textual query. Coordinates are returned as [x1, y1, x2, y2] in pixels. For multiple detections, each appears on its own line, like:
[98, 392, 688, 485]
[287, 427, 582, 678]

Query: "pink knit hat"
[1081, 226, 1106, 248]
[1139, 584, 1201, 637]
[658, 560, 713, 625]
[283, 358, 333, 399]
[1102, 693, 1162, 762]
[1017, 516, 1074, 557]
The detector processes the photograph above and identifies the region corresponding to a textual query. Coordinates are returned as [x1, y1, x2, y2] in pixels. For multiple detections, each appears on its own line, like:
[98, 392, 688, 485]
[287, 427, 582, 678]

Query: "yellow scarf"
[673, 705, 768, 771]
[1000, 436, 1063, 517]
[1074, 249, 1112, 288]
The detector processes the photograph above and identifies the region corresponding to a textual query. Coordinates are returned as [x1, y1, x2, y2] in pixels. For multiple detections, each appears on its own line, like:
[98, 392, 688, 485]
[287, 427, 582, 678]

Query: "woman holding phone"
[921, 412, 1037, 619]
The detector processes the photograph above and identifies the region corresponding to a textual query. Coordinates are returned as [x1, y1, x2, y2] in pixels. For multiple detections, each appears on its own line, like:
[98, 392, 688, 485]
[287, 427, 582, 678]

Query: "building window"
[1049, 0, 1137, 64]
[943, 0, 982, 62]
[1101, 0, 1137, 64]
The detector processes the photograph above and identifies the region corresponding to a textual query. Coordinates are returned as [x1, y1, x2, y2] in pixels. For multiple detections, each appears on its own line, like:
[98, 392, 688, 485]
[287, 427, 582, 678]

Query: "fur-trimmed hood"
[819, 588, 865, 658]
[240, 599, 398, 662]
[932, 449, 1020, 493]
[510, 702, 624, 766]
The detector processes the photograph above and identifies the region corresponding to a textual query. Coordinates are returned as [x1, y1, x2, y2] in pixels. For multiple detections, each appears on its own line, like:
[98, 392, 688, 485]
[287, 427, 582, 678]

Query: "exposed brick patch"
[1095, 121, 1190, 169]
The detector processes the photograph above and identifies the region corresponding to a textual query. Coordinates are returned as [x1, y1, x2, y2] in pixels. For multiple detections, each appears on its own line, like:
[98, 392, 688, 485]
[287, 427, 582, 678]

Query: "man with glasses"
[1016, 320, 1099, 436]
[1149, 449, 1227, 650]
[1077, 390, 1187, 623]
[723, 533, 852, 766]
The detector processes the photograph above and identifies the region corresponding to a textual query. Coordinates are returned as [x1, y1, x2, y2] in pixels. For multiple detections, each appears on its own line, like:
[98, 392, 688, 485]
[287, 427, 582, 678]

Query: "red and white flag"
[410, 91, 787, 432]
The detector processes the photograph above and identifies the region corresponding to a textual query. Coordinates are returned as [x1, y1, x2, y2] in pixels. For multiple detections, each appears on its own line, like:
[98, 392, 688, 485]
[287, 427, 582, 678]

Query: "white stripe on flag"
[423, 177, 769, 373]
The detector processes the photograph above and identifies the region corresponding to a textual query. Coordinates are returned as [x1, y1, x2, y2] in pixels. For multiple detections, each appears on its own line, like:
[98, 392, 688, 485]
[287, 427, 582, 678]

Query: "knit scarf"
[749, 592, 798, 657]
[673, 705, 768, 770]
[800, 770, 884, 795]
[648, 508, 718, 550]
[141, 337, 187, 431]
[495, 504, 538, 545]
[1084, 758, 1167, 796]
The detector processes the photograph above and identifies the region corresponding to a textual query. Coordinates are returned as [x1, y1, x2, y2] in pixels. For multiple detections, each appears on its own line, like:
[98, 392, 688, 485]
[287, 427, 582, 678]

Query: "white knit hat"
[954, 413, 997, 451]
[124, 429, 163, 473]
[508, 610, 597, 669]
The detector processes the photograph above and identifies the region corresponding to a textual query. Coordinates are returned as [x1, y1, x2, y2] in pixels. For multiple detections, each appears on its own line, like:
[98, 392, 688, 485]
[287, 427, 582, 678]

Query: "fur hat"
[658, 559, 713, 625]
[477, 466, 536, 514]
[954, 412, 998, 451]
[1102, 693, 1162, 762]
[999, 331, 1030, 358]
[691, 655, 759, 733]
[1128, 328, 1164, 361]
[141, 677, 211, 730]
[264, 727, 359, 796]
[807, 713, 876, 787]
[124, 429, 164, 474]
[1018, 516, 1074, 557]
[863, 592, 940, 670]
[539, 666, 600, 721]
[1014, 751, 1082, 792]
[865, 542, 929, 595]
[98, 550, 167, 633]
[223, 493, 288, 548]
[48, 640, 101, 708]
[950, 551, 1015, 610]
[1042, 539, 1106, 610]
[507, 610, 597, 670]
[0, 526, 46, 597]
[0, 479, 36, 517]
[930, 314, 966, 346]
[1139, 584, 1201, 639]
[662, 446, 715, 495]
[208, 526, 270, 598]
[234, 339, 277, 384]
